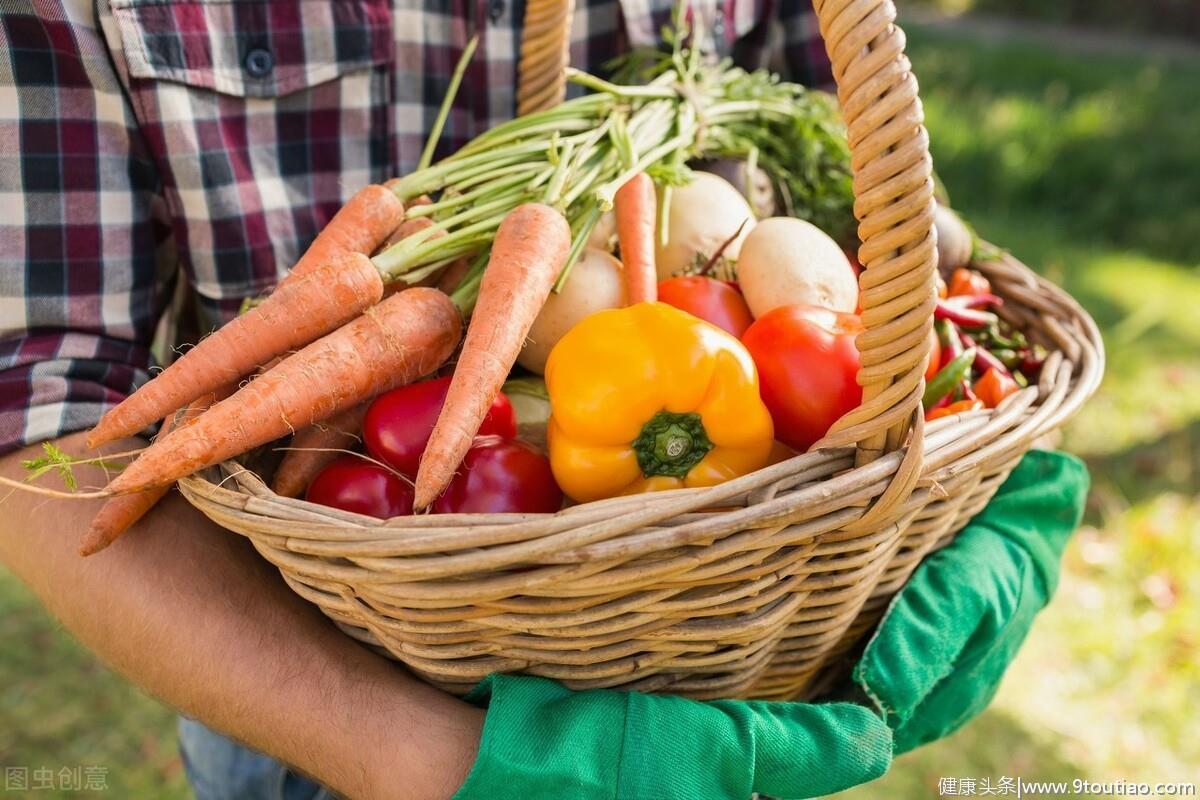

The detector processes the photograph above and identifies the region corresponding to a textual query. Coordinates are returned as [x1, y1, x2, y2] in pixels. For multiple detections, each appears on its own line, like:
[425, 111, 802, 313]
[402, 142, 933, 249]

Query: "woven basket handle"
[806, 0, 937, 524]
[517, 0, 576, 115]
[517, 1, 937, 523]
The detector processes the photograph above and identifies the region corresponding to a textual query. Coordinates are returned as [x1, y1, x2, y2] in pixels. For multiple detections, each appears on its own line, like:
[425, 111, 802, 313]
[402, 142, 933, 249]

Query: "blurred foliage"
[912, 0, 1200, 42]
[902, 28, 1200, 266]
[2, 20, 1199, 799]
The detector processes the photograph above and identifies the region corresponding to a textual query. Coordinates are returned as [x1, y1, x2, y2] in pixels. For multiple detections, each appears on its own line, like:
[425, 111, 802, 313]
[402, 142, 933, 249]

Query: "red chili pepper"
[943, 292, 1004, 310]
[958, 330, 1014, 379]
[936, 318, 963, 368]
[1021, 345, 1048, 378]
[928, 393, 953, 413]
[935, 300, 998, 329]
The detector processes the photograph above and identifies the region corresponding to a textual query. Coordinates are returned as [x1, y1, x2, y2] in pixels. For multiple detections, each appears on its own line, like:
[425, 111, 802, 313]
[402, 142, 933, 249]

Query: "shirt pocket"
[107, 0, 394, 313]
[110, 0, 394, 97]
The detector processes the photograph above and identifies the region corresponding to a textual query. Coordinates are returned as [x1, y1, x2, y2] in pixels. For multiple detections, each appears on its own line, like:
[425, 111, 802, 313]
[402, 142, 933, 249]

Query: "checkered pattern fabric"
[0, 0, 831, 456]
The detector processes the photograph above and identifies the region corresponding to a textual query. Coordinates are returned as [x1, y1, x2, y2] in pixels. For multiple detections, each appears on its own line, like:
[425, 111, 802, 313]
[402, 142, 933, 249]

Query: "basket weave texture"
[179, 0, 1104, 701]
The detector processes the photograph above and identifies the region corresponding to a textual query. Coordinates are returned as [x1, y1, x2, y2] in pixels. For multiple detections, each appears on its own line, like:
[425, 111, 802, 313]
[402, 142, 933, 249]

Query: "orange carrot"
[271, 198, 440, 496]
[271, 402, 370, 498]
[435, 257, 471, 294]
[278, 184, 405, 289]
[378, 217, 454, 294]
[87, 253, 385, 449]
[81, 479, 169, 556]
[395, 217, 437, 240]
[378, 216, 436, 254]
[614, 172, 658, 304]
[413, 203, 571, 509]
[108, 288, 462, 495]
[79, 386, 232, 556]
[381, 180, 428, 208]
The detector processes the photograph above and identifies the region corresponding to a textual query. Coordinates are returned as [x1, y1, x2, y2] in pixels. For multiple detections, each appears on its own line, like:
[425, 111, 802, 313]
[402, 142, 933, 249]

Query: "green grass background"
[2, 20, 1198, 798]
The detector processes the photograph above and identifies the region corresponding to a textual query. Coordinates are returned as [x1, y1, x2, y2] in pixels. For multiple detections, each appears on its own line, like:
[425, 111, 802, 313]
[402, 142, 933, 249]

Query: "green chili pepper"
[935, 318, 957, 349]
[992, 348, 1021, 369]
[923, 347, 976, 409]
[983, 323, 1027, 351]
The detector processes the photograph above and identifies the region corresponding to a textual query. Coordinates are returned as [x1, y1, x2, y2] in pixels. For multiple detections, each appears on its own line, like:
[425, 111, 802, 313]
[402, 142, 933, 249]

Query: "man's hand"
[1, 431, 483, 800]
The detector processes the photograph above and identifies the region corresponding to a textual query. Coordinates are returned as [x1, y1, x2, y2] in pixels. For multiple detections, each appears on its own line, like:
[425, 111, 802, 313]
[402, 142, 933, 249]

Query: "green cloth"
[453, 677, 891, 799]
[854, 449, 1089, 753]
[453, 450, 1089, 800]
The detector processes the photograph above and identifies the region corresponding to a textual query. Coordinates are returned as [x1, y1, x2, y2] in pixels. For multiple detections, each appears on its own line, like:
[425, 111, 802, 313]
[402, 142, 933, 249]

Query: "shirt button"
[244, 47, 274, 78]
[488, 0, 506, 23]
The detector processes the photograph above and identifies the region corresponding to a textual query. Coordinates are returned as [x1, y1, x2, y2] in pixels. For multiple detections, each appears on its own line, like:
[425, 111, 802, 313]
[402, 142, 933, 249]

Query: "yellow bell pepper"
[545, 302, 775, 503]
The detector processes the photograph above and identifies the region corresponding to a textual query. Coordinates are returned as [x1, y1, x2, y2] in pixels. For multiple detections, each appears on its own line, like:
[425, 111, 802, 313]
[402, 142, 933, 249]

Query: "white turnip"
[655, 172, 756, 279]
[934, 203, 973, 273]
[736, 217, 858, 318]
[586, 210, 617, 252]
[517, 249, 627, 373]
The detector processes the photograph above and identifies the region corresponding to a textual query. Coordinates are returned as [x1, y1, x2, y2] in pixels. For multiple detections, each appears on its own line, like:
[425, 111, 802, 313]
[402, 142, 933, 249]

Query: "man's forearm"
[1, 431, 482, 800]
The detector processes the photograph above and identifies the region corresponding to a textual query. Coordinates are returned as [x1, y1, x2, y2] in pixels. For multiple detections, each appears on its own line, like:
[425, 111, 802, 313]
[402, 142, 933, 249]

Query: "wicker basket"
[178, 0, 1104, 701]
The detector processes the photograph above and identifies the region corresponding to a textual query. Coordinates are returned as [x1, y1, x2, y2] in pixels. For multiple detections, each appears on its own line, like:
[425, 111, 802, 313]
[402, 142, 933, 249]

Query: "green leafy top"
[22, 442, 126, 490]
[608, 33, 857, 246]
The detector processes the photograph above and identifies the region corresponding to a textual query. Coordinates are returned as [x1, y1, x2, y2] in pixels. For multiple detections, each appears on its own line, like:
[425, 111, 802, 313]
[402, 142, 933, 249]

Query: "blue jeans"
[178, 717, 333, 800]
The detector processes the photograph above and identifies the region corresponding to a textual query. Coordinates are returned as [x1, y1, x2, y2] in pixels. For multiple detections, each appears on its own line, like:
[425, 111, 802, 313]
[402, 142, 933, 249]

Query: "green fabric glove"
[452, 450, 1088, 799]
[854, 449, 1090, 753]
[452, 676, 891, 799]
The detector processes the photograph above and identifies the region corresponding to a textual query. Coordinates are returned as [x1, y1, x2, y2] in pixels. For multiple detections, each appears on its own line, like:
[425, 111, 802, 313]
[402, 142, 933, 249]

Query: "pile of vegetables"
[20, 26, 1040, 557]
[923, 266, 1046, 421]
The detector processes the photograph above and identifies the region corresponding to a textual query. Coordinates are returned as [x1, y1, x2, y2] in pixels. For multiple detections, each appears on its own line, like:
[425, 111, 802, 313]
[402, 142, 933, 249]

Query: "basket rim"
[178, 245, 1104, 557]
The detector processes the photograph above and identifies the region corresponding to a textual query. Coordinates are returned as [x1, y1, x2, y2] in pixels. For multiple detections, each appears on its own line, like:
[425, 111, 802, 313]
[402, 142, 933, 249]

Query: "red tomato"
[364, 376, 516, 477]
[925, 328, 942, 383]
[741, 305, 864, 452]
[305, 457, 414, 519]
[657, 276, 755, 338]
[432, 439, 562, 514]
[843, 248, 862, 277]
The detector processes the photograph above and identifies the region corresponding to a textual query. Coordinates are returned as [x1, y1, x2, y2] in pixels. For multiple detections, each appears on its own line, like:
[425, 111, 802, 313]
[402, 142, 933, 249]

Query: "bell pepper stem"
[633, 411, 713, 480]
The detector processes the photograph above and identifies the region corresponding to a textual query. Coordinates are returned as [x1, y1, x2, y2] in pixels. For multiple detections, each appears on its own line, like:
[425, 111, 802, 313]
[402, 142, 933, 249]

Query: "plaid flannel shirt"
[0, 0, 831, 456]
